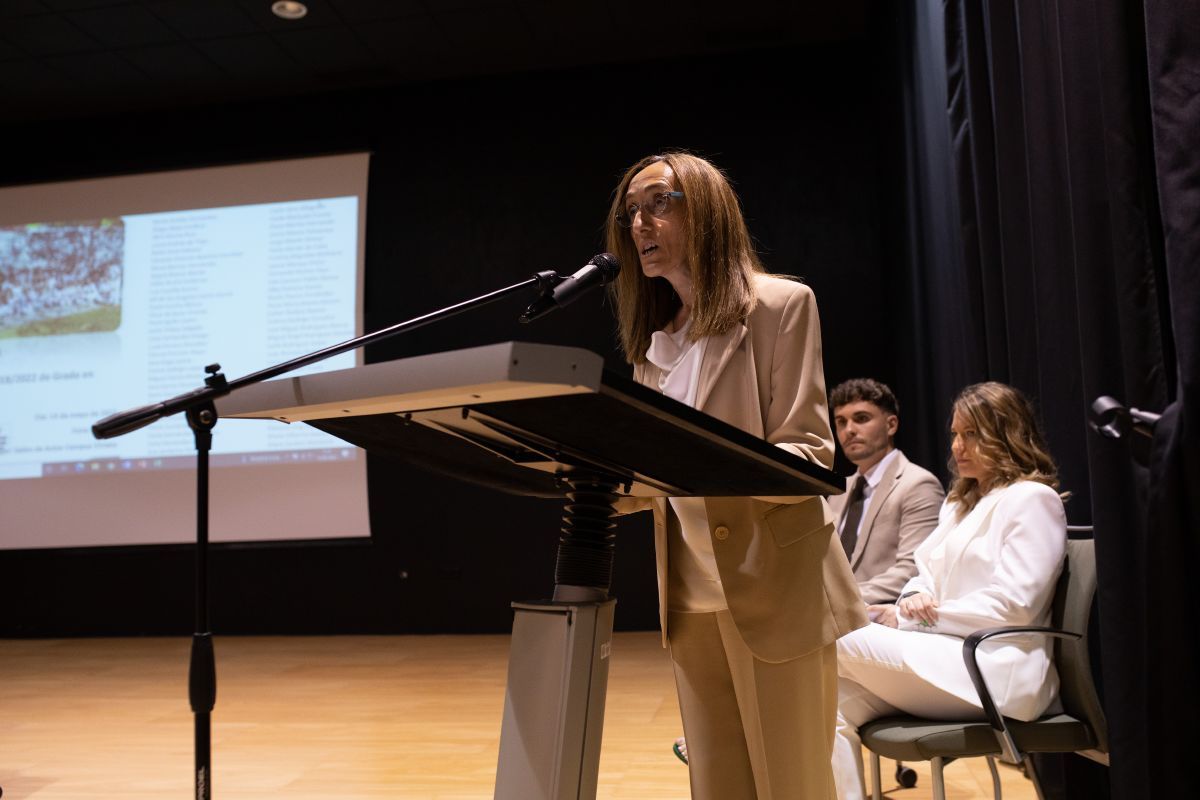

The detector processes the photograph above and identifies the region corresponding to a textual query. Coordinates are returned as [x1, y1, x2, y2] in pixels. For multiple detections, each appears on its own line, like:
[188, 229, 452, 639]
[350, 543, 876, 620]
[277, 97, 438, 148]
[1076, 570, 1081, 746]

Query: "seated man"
[828, 378, 944, 620]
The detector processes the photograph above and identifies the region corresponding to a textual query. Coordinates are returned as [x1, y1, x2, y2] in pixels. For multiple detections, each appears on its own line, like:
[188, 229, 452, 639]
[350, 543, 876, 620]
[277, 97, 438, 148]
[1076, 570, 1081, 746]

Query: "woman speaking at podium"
[605, 152, 867, 799]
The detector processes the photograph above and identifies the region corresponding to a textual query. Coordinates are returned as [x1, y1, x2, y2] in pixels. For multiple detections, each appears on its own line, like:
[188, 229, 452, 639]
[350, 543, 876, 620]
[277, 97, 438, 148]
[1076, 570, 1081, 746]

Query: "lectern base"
[494, 599, 616, 800]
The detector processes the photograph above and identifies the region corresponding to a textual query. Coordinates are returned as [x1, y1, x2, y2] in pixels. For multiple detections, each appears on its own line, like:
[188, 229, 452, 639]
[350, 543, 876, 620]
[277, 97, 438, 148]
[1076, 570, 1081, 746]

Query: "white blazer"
[895, 481, 1067, 721]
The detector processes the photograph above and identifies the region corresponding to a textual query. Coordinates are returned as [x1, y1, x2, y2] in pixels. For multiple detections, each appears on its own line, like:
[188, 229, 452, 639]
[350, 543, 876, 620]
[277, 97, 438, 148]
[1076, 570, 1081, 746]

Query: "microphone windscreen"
[590, 253, 620, 281]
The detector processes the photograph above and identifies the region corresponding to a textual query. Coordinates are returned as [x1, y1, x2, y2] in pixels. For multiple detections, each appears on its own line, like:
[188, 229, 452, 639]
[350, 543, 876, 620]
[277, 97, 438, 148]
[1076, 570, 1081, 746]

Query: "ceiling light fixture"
[271, 1, 308, 20]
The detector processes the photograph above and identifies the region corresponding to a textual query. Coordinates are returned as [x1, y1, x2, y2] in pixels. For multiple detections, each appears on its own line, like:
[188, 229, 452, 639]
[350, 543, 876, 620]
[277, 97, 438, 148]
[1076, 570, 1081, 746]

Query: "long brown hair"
[946, 382, 1062, 515]
[604, 152, 763, 364]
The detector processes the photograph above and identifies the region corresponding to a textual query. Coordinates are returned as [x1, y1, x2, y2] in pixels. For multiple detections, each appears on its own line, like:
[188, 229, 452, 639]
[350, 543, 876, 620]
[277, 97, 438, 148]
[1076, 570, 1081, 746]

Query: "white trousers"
[832, 624, 984, 800]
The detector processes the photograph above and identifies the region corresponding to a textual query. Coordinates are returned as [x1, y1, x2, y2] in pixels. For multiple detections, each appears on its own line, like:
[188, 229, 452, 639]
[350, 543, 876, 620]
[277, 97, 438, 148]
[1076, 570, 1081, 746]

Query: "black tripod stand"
[184, 390, 219, 800]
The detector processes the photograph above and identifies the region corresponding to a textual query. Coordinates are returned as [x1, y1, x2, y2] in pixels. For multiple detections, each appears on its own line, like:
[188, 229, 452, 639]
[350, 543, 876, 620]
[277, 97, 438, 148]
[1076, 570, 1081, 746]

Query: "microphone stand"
[92, 269, 564, 800]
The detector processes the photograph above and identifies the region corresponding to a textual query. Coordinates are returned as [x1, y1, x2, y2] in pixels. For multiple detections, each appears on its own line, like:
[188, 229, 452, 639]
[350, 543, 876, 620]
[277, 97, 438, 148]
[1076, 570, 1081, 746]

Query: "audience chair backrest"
[1050, 537, 1107, 753]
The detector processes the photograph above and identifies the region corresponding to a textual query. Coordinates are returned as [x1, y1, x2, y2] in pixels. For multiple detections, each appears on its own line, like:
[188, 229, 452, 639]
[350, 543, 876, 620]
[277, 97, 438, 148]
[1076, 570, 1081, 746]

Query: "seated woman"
[832, 381, 1068, 800]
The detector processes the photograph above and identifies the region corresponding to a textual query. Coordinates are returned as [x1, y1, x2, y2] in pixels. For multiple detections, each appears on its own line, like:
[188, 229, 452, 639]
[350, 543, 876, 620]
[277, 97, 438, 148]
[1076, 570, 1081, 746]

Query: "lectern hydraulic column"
[217, 341, 843, 800]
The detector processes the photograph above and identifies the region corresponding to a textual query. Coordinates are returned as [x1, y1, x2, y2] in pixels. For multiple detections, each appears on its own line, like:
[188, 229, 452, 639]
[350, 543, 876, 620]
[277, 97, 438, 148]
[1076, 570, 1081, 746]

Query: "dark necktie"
[839, 476, 865, 560]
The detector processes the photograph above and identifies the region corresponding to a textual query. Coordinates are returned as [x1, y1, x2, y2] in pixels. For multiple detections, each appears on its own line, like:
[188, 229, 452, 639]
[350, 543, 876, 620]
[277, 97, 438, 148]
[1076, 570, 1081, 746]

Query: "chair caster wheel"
[895, 765, 918, 788]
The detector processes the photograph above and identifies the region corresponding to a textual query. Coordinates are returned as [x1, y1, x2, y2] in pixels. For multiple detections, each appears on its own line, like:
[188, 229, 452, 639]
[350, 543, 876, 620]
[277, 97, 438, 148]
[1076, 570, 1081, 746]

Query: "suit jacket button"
[713, 525, 730, 541]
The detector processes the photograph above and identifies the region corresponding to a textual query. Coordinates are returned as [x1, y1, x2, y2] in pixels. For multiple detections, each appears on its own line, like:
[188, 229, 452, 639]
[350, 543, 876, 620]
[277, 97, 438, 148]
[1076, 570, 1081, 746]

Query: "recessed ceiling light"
[271, 1, 308, 20]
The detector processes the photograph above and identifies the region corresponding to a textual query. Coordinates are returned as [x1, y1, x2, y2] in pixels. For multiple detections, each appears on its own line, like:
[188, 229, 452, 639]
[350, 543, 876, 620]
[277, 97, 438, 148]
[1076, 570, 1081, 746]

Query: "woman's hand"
[898, 592, 939, 626]
[866, 604, 898, 628]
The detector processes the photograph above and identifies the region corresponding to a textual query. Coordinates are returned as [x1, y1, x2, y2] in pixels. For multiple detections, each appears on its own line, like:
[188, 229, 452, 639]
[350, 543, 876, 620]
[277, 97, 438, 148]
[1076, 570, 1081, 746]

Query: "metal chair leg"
[931, 756, 947, 800]
[985, 756, 1003, 799]
[870, 751, 883, 800]
[1023, 755, 1048, 800]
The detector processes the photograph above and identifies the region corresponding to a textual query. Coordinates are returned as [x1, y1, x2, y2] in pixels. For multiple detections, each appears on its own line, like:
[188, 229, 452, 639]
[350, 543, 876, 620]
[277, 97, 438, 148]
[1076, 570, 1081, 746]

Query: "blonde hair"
[946, 382, 1062, 515]
[604, 152, 763, 364]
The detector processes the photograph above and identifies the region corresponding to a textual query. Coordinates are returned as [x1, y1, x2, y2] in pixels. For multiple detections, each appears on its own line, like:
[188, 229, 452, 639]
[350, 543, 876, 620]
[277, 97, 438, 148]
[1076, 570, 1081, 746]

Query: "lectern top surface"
[217, 341, 844, 498]
[217, 341, 602, 423]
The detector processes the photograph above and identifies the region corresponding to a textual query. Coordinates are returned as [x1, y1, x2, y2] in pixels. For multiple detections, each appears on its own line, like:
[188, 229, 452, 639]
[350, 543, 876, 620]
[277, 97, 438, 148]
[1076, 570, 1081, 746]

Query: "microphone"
[520, 253, 620, 323]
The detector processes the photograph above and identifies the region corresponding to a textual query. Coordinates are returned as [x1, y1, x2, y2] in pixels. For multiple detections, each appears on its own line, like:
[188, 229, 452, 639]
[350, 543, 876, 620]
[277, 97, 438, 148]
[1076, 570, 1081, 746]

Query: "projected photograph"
[0, 219, 124, 338]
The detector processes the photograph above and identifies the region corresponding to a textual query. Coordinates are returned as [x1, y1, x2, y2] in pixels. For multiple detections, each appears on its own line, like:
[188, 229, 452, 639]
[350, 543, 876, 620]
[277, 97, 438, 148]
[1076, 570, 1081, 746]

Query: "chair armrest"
[961, 625, 1082, 763]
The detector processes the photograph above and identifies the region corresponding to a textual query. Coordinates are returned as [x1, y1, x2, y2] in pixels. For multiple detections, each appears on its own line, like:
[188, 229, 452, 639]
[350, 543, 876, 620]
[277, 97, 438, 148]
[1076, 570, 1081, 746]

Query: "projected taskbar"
[38, 447, 358, 477]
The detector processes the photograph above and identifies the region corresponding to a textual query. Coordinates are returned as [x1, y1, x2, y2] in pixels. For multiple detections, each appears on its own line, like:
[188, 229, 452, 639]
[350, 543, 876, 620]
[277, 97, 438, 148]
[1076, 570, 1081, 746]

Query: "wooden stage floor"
[0, 633, 1037, 799]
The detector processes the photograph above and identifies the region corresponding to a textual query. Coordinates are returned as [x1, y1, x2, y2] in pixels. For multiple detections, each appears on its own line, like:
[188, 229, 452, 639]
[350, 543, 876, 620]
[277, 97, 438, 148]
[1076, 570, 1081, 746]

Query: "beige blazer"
[631, 274, 868, 663]
[827, 450, 944, 604]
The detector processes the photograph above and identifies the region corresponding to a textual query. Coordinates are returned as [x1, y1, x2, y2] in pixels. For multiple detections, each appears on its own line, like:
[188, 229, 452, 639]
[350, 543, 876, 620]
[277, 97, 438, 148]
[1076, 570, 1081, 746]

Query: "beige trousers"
[668, 609, 839, 800]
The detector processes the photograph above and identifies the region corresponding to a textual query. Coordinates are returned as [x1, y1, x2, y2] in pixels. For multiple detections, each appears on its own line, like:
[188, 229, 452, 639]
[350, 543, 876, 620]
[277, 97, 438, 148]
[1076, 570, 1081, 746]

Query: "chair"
[859, 535, 1107, 800]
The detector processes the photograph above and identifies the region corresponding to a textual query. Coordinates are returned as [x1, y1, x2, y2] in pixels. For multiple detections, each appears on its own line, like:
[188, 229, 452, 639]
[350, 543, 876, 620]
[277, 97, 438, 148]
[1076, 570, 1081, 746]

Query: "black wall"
[1, 41, 906, 636]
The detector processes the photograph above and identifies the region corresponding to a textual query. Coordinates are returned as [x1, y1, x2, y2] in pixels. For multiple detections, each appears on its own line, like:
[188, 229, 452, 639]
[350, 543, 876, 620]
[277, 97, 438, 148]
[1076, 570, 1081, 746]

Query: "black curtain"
[1133, 1, 1200, 797]
[896, 0, 1194, 796]
[887, 0, 965, 477]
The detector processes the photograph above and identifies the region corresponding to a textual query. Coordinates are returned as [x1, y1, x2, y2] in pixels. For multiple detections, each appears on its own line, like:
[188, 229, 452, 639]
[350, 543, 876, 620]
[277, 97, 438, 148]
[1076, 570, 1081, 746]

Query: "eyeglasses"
[615, 190, 684, 228]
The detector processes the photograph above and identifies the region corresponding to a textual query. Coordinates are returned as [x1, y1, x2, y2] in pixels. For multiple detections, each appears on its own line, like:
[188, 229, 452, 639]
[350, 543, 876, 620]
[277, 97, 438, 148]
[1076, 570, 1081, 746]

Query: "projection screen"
[0, 154, 371, 549]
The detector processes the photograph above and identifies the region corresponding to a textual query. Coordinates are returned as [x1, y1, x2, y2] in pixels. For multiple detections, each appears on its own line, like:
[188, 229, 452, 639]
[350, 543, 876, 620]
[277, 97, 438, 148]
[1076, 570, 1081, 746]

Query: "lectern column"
[495, 472, 622, 800]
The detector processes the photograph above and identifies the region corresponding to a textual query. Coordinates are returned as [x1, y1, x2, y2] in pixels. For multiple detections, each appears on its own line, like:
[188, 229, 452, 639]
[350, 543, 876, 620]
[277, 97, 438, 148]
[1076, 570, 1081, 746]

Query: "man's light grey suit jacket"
[827, 449, 943, 604]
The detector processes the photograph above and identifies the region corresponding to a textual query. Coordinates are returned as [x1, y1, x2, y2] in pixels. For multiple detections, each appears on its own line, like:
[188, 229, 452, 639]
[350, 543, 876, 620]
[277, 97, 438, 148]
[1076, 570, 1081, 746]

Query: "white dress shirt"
[645, 322, 726, 612]
[837, 447, 901, 543]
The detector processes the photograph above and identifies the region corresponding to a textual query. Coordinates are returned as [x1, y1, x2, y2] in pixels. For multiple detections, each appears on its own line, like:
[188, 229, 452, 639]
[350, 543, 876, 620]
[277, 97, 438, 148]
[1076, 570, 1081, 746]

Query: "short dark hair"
[830, 378, 899, 417]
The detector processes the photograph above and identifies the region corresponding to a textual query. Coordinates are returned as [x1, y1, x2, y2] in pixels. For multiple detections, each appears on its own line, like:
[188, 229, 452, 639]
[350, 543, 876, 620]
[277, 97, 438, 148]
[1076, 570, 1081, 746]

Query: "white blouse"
[645, 322, 726, 612]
